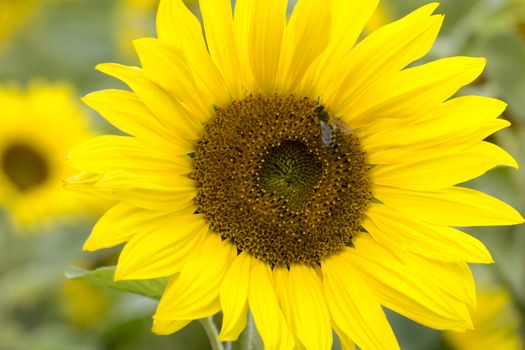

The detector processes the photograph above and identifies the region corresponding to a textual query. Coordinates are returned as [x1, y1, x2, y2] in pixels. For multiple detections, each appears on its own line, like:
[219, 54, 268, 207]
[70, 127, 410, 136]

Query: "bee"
[314, 105, 352, 147]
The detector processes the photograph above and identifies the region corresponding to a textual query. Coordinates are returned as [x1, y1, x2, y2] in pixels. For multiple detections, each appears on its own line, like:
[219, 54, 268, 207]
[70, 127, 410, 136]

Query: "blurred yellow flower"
[444, 288, 523, 350]
[0, 81, 98, 228]
[60, 278, 112, 329]
[0, 0, 38, 45]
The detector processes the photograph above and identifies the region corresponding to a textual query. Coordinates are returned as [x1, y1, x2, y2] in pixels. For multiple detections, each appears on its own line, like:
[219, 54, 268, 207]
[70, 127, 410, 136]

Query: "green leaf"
[64, 265, 168, 300]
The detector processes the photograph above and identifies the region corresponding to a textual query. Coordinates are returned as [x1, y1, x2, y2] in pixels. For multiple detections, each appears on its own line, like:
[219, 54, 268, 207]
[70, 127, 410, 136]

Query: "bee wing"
[320, 121, 333, 145]
[331, 118, 353, 135]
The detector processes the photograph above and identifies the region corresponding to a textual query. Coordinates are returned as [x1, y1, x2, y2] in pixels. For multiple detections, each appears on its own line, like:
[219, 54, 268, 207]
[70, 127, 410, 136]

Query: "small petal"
[152, 319, 191, 335]
[219, 252, 251, 341]
[248, 258, 295, 350]
[200, 0, 243, 98]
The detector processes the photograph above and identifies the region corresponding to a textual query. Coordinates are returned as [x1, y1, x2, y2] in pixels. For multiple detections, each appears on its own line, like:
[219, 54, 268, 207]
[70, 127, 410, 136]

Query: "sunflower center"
[192, 94, 371, 267]
[1, 143, 50, 192]
[259, 141, 322, 211]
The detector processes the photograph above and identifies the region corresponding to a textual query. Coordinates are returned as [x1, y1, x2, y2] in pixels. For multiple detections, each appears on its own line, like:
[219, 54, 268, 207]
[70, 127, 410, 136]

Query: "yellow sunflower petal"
[156, 0, 203, 47]
[68, 135, 193, 174]
[276, 0, 332, 93]
[200, 0, 242, 98]
[154, 233, 236, 320]
[347, 57, 486, 126]
[218, 251, 251, 341]
[96, 63, 203, 141]
[133, 38, 212, 120]
[345, 235, 473, 331]
[152, 277, 189, 336]
[156, 0, 229, 105]
[82, 89, 178, 147]
[84, 202, 171, 251]
[63, 172, 107, 198]
[472, 119, 512, 142]
[372, 141, 517, 191]
[115, 214, 208, 280]
[374, 186, 525, 227]
[275, 264, 332, 350]
[323, 253, 399, 350]
[94, 171, 197, 211]
[405, 258, 476, 308]
[360, 95, 507, 153]
[152, 318, 191, 335]
[248, 258, 295, 350]
[325, 3, 442, 113]
[363, 204, 493, 263]
[364, 118, 512, 165]
[234, 0, 287, 92]
[231, 0, 253, 90]
[272, 267, 294, 336]
[300, 0, 379, 96]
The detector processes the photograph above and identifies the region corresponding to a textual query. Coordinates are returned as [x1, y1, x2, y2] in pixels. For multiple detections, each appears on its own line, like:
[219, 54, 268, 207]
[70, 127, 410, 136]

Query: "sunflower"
[0, 82, 96, 228]
[444, 288, 523, 350]
[68, 0, 525, 349]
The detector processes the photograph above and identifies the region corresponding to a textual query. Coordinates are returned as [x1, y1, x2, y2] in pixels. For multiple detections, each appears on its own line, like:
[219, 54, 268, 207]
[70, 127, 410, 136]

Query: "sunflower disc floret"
[192, 94, 371, 266]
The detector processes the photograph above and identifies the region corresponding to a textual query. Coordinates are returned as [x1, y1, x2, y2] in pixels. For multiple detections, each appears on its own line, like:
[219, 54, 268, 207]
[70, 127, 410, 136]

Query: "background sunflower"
[0, 81, 100, 228]
[444, 288, 523, 350]
[0, 1, 524, 349]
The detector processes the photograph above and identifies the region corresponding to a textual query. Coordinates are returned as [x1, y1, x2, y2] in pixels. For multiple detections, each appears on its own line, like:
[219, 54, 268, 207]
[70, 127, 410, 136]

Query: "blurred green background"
[0, 0, 524, 349]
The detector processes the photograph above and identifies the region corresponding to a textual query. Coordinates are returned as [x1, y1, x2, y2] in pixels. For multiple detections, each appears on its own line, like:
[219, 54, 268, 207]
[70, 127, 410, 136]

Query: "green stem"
[199, 317, 224, 350]
[239, 312, 255, 350]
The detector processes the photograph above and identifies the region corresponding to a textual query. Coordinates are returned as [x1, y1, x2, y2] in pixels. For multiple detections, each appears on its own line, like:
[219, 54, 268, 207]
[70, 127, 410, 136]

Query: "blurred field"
[0, 1, 524, 349]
